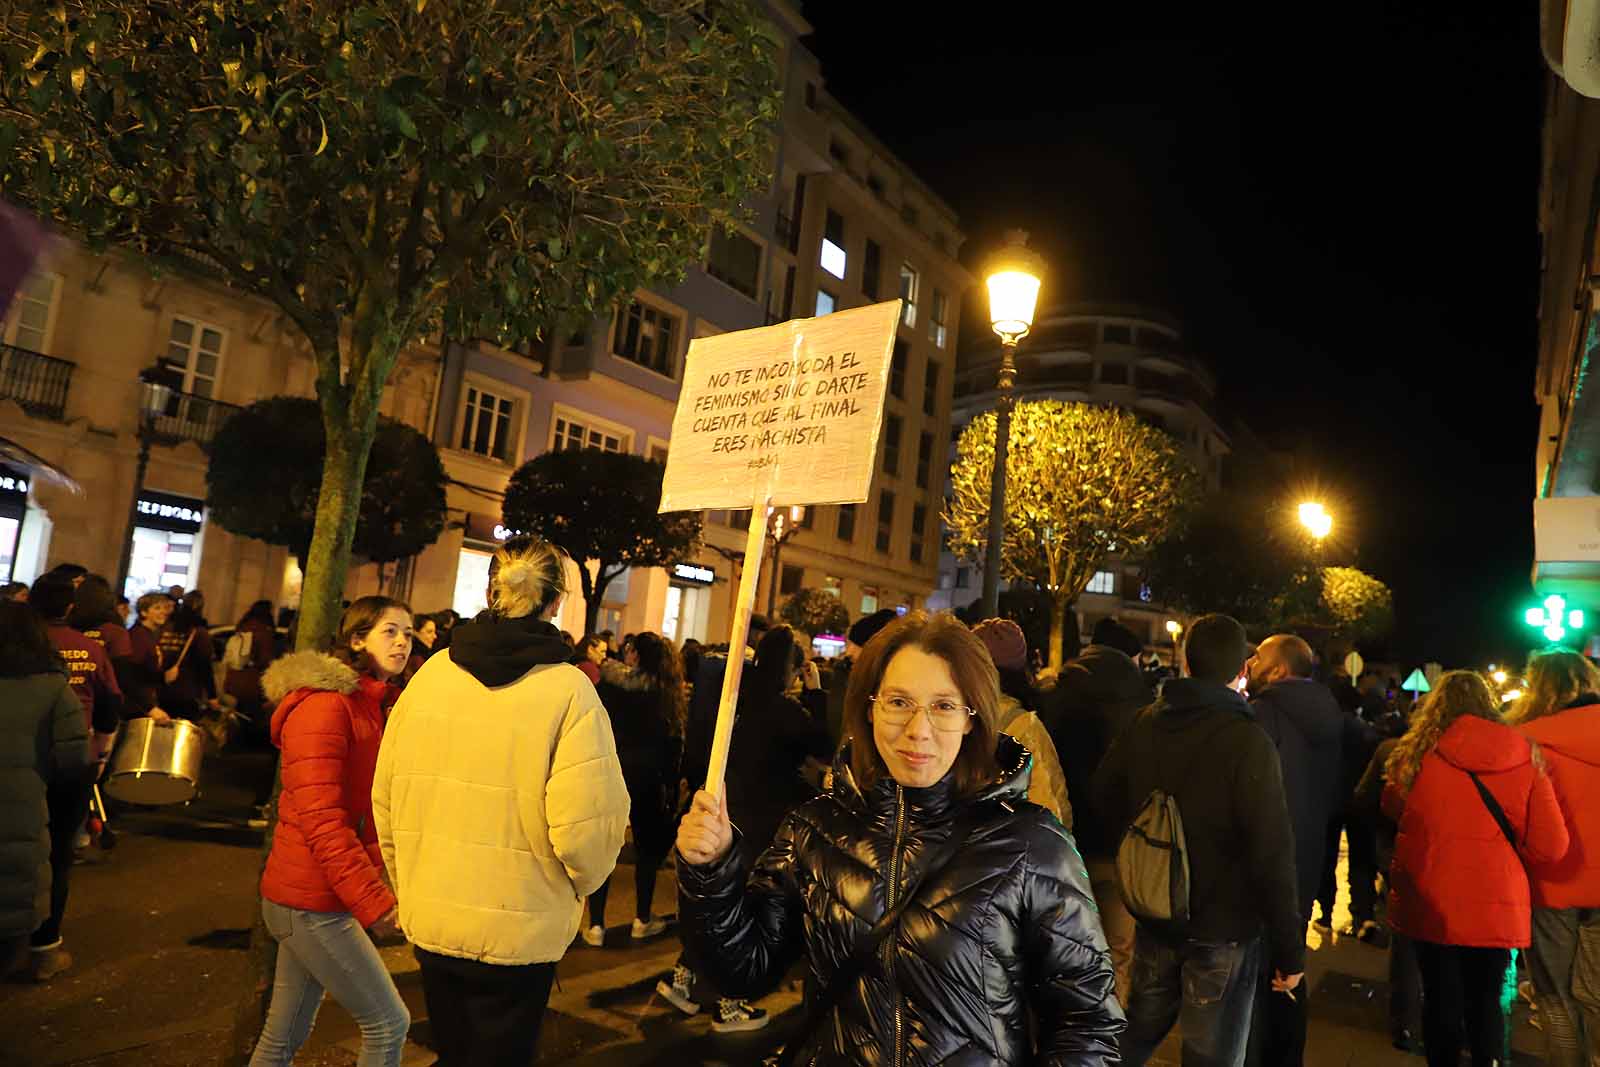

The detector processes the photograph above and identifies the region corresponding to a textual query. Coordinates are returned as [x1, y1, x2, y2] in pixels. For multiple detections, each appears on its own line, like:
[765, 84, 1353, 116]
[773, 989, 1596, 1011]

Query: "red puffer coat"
[258, 652, 397, 928]
[1520, 701, 1600, 909]
[1384, 714, 1569, 948]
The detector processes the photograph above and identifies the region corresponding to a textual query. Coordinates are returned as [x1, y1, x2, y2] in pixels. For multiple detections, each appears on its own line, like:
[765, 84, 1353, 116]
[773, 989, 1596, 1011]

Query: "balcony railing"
[141, 382, 241, 449]
[0, 343, 74, 420]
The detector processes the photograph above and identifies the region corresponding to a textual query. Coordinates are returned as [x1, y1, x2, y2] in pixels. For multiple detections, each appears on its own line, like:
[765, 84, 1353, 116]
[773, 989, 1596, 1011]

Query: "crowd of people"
[8, 542, 1600, 1066]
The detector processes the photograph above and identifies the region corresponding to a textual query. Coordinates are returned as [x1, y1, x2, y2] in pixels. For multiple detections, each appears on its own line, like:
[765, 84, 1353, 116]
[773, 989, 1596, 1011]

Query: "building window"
[647, 439, 669, 464]
[910, 504, 927, 564]
[1100, 362, 1129, 385]
[916, 432, 933, 489]
[929, 288, 948, 348]
[729, 509, 752, 530]
[866, 173, 886, 198]
[164, 316, 225, 398]
[823, 574, 842, 597]
[552, 410, 629, 453]
[4, 272, 59, 353]
[836, 503, 856, 543]
[780, 563, 803, 596]
[458, 384, 515, 461]
[1061, 322, 1097, 347]
[707, 227, 761, 299]
[876, 490, 895, 554]
[923, 362, 939, 417]
[898, 264, 919, 327]
[901, 203, 920, 227]
[1086, 570, 1116, 595]
[820, 209, 847, 280]
[862, 239, 882, 301]
[815, 289, 837, 317]
[955, 566, 971, 589]
[798, 507, 814, 529]
[1102, 324, 1133, 344]
[883, 414, 902, 475]
[829, 138, 850, 164]
[612, 299, 680, 377]
[890, 340, 908, 398]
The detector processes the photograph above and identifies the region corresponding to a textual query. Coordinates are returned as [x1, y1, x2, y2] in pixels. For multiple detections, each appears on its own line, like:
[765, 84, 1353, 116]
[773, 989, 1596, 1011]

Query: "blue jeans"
[1122, 926, 1261, 1067]
[249, 899, 410, 1067]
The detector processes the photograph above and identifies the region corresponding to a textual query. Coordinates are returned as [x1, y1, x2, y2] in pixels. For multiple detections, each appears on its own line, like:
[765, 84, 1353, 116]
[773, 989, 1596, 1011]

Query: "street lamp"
[765, 505, 805, 617]
[1297, 501, 1333, 542]
[980, 230, 1045, 617]
[115, 365, 178, 595]
[1165, 619, 1183, 640]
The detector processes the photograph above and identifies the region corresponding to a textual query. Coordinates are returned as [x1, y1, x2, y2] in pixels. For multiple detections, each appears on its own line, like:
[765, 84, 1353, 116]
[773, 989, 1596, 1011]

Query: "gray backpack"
[1115, 716, 1234, 925]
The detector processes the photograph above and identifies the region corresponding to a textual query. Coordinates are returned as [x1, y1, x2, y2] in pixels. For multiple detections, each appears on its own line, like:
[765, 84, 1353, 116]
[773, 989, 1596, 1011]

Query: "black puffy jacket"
[678, 735, 1124, 1066]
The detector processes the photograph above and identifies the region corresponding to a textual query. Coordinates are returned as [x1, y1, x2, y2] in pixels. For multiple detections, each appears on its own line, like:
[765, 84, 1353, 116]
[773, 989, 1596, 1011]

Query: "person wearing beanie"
[826, 609, 900, 746]
[972, 619, 1072, 828]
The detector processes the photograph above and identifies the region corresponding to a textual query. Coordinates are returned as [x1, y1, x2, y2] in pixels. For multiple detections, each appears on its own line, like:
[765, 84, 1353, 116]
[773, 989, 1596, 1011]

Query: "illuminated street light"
[1298, 501, 1333, 541]
[980, 230, 1046, 617]
[1491, 669, 1508, 685]
[1165, 620, 1183, 638]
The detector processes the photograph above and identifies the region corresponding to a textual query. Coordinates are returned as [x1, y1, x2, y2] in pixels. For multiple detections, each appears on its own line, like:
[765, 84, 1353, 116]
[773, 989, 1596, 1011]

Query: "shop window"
[916, 432, 933, 489]
[876, 490, 895, 554]
[820, 209, 847, 280]
[4, 272, 60, 353]
[899, 264, 919, 327]
[707, 227, 761, 299]
[780, 563, 804, 595]
[883, 414, 902, 475]
[863, 239, 882, 300]
[836, 503, 856, 543]
[458, 384, 515, 461]
[612, 299, 680, 377]
[164, 316, 225, 398]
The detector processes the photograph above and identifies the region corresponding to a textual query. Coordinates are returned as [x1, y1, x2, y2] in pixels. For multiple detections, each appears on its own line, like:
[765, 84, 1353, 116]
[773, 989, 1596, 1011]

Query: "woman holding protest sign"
[676, 611, 1124, 1064]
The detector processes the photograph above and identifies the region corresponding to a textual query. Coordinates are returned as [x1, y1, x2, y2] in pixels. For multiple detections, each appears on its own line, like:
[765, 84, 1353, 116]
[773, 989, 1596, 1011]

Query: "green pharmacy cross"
[1526, 594, 1585, 643]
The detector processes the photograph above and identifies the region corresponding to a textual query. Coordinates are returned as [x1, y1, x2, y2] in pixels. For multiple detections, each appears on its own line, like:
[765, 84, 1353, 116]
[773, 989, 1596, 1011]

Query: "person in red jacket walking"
[1509, 649, 1600, 1067]
[249, 597, 414, 1067]
[1384, 670, 1570, 1067]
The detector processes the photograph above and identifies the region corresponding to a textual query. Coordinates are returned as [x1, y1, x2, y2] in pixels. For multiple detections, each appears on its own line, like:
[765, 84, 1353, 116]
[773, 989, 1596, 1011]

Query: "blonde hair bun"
[490, 536, 568, 619]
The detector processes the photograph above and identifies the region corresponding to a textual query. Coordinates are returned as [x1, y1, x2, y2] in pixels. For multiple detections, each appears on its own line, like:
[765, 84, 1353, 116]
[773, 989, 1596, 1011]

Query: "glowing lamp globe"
[986, 230, 1045, 343]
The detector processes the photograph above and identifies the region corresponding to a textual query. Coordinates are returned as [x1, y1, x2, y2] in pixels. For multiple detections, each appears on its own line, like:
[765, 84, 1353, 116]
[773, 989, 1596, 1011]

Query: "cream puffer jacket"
[373, 628, 629, 965]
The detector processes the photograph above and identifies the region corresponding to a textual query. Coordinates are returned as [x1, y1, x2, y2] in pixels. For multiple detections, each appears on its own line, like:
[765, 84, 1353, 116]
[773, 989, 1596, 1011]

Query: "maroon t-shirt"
[128, 624, 162, 673]
[48, 623, 122, 732]
[82, 621, 134, 661]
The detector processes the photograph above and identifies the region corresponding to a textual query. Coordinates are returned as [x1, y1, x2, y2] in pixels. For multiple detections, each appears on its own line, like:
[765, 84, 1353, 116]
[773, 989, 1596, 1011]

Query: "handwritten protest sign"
[658, 299, 901, 794]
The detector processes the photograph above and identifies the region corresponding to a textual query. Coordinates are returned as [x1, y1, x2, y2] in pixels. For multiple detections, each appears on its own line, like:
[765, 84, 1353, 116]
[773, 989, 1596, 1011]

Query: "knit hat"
[847, 608, 898, 648]
[973, 618, 1029, 672]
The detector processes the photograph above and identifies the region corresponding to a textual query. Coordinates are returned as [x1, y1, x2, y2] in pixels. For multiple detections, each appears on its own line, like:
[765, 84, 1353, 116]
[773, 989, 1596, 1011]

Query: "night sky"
[805, 3, 1545, 669]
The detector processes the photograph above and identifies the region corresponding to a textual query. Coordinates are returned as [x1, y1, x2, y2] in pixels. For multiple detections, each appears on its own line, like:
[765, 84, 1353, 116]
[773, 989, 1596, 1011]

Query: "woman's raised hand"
[676, 789, 733, 867]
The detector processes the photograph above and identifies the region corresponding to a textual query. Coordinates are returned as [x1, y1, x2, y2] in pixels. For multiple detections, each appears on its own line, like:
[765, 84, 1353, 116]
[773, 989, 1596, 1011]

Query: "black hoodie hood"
[448, 612, 572, 688]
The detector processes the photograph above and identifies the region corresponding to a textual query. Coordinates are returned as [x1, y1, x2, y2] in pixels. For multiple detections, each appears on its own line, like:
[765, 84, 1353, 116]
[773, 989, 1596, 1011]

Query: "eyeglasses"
[870, 694, 975, 732]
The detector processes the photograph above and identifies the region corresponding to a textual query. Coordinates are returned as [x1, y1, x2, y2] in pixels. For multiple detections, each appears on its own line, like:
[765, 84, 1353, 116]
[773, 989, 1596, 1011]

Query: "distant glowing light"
[1297, 501, 1332, 540]
[1504, 688, 1524, 703]
[1492, 670, 1508, 685]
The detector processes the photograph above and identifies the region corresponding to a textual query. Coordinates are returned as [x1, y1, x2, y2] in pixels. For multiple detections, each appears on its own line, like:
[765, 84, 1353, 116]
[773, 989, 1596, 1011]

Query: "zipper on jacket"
[886, 785, 907, 1067]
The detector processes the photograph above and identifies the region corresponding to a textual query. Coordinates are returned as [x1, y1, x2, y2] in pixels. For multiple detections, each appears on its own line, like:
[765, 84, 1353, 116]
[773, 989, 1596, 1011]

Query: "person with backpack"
[224, 601, 277, 721]
[1384, 670, 1569, 1067]
[676, 611, 1124, 1065]
[1092, 614, 1303, 1067]
[1505, 650, 1600, 1067]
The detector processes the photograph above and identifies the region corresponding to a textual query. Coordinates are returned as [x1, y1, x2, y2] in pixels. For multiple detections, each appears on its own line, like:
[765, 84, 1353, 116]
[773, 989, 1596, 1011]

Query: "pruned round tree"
[780, 588, 850, 639]
[945, 400, 1198, 669]
[0, 0, 779, 652]
[503, 449, 703, 635]
[206, 396, 447, 572]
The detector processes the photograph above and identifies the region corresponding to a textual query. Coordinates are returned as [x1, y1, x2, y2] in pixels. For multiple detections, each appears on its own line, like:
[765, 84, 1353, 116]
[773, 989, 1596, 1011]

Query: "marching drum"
[103, 717, 206, 805]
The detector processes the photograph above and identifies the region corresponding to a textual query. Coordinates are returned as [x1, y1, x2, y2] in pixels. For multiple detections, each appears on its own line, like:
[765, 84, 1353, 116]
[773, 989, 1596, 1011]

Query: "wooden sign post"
[660, 299, 902, 795]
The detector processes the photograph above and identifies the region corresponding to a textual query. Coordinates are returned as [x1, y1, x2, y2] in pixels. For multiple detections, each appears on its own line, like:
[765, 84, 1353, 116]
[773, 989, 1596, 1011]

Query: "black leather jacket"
[678, 735, 1125, 1066]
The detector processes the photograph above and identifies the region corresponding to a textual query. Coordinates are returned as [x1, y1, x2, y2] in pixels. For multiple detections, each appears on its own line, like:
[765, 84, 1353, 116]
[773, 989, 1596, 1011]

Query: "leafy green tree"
[0, 0, 779, 651]
[206, 396, 447, 574]
[781, 588, 850, 639]
[1318, 566, 1394, 643]
[945, 400, 1197, 669]
[503, 449, 702, 635]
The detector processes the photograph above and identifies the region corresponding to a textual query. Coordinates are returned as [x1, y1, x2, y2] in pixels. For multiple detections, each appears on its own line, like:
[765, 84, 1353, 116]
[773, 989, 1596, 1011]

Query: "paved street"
[0, 747, 1549, 1065]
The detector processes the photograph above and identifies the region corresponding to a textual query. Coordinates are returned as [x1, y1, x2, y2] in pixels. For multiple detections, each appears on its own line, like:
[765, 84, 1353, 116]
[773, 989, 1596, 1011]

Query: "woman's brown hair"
[1506, 649, 1600, 726]
[1385, 669, 1502, 794]
[842, 611, 1002, 797]
[330, 595, 411, 674]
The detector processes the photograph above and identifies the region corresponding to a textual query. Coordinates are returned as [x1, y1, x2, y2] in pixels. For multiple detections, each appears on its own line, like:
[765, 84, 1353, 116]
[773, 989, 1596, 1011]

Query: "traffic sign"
[1401, 668, 1430, 694]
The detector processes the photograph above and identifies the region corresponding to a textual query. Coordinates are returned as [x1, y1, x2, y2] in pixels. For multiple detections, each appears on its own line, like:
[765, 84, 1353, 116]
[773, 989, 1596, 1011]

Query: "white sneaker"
[632, 917, 668, 939]
[581, 924, 605, 947]
[655, 963, 701, 1016]
[711, 997, 769, 1033]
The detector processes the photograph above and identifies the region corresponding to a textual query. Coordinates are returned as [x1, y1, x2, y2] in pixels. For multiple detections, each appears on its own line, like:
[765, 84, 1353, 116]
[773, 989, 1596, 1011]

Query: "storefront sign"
[672, 563, 716, 585]
[134, 490, 205, 534]
[0, 464, 27, 499]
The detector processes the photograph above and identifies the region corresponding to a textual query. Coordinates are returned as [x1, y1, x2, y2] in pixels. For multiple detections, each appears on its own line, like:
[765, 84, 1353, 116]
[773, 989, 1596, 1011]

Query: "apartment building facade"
[0, 243, 436, 623]
[407, 0, 972, 642]
[927, 304, 1229, 652]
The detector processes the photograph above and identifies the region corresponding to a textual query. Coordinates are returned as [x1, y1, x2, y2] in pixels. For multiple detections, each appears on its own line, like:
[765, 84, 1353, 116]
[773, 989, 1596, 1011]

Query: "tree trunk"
[1048, 595, 1071, 673]
[585, 563, 619, 637]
